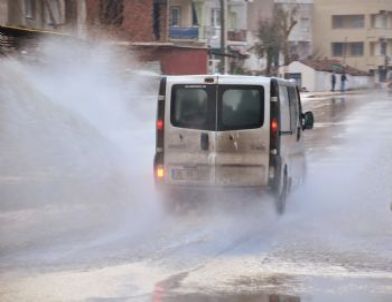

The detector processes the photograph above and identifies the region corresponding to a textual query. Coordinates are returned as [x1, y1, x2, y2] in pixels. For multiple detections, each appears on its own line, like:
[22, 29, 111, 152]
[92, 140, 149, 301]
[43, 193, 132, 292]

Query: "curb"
[301, 89, 369, 99]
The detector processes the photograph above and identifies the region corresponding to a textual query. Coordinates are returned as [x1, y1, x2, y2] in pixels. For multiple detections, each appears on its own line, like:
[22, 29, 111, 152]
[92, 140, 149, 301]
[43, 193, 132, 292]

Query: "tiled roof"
[299, 59, 370, 76]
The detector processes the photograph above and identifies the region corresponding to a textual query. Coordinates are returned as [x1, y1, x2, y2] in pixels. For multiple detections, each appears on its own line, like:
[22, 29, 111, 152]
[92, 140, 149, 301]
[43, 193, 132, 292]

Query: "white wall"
[279, 61, 316, 91]
[347, 75, 374, 90]
[315, 70, 330, 91]
[279, 61, 373, 91]
[314, 72, 373, 91]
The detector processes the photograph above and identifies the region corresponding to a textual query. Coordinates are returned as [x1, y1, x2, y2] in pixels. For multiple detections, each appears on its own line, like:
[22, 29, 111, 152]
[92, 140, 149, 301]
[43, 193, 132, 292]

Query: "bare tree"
[256, 19, 282, 76]
[275, 3, 298, 65]
[256, 4, 298, 75]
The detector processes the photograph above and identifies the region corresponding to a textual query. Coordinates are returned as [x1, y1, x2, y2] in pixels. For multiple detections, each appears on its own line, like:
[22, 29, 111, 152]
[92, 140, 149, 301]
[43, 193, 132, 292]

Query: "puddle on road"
[153, 272, 391, 302]
[155, 292, 301, 302]
[153, 272, 301, 302]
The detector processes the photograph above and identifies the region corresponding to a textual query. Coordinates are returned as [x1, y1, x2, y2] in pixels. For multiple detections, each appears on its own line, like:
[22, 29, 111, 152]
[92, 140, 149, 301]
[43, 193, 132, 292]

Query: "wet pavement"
[0, 85, 392, 301]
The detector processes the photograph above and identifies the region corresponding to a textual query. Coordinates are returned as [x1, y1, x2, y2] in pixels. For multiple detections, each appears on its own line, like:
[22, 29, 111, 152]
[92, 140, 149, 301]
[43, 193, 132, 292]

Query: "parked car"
[154, 75, 314, 214]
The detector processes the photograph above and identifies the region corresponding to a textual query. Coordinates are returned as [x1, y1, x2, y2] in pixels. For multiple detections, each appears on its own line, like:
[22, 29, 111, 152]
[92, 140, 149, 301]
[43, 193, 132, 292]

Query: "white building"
[279, 60, 373, 92]
[168, 0, 248, 73]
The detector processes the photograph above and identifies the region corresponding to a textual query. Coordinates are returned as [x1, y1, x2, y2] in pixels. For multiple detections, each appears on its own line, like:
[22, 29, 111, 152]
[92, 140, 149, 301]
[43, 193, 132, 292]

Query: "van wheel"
[275, 168, 288, 215]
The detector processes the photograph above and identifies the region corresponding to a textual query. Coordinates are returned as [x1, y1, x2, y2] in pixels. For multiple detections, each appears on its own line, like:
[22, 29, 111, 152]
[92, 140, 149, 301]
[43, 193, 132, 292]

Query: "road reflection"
[153, 290, 300, 302]
[330, 97, 346, 120]
[153, 273, 300, 302]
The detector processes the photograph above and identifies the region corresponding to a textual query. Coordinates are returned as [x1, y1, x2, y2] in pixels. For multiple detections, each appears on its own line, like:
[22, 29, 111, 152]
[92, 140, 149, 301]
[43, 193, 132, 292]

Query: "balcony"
[227, 30, 247, 42]
[367, 28, 392, 41]
[169, 26, 199, 40]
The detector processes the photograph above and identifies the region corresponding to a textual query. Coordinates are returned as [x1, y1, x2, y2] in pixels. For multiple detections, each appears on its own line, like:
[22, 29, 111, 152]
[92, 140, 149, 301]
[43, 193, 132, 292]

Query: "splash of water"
[0, 38, 160, 253]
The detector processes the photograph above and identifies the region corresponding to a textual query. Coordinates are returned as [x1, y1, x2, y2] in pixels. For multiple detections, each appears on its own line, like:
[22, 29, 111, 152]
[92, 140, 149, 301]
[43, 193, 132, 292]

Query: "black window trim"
[170, 84, 265, 132]
[170, 84, 215, 131]
[217, 84, 265, 131]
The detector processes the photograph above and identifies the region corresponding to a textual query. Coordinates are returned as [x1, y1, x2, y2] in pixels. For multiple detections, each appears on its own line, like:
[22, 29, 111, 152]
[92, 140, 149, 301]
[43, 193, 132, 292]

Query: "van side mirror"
[302, 111, 314, 130]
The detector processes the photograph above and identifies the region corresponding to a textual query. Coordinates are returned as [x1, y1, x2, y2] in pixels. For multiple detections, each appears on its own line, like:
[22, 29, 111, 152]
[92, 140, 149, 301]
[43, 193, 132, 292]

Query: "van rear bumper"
[156, 183, 271, 202]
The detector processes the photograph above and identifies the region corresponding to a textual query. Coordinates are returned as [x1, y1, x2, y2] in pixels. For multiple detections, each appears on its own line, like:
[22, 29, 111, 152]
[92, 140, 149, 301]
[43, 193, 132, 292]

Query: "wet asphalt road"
[0, 91, 392, 302]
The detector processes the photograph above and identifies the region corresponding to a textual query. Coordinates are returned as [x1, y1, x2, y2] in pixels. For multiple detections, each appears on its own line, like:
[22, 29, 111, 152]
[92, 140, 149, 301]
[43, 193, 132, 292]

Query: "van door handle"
[201, 133, 209, 151]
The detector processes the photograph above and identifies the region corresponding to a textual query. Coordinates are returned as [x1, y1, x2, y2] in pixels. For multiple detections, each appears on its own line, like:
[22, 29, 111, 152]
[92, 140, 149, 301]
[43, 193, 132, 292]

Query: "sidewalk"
[300, 89, 368, 99]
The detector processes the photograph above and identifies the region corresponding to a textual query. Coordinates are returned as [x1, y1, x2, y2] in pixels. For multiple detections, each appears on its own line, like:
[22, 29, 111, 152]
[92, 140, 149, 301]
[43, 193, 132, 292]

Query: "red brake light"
[271, 118, 279, 133]
[157, 119, 164, 131]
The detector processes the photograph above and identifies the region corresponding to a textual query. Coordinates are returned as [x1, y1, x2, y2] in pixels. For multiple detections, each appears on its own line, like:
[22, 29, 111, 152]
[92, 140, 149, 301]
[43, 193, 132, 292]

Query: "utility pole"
[343, 36, 348, 66]
[381, 37, 389, 82]
[220, 0, 226, 74]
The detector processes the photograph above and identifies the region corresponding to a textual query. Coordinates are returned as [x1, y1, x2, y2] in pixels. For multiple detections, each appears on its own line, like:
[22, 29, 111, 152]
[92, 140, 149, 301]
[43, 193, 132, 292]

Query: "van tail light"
[156, 77, 166, 151]
[269, 80, 281, 155]
[271, 118, 279, 134]
[157, 119, 164, 131]
[270, 116, 280, 151]
[156, 102, 165, 149]
[156, 165, 165, 179]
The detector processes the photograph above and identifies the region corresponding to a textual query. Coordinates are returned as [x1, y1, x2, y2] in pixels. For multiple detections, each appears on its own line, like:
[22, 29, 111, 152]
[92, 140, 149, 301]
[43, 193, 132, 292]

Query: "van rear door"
[215, 77, 270, 187]
[164, 76, 217, 186]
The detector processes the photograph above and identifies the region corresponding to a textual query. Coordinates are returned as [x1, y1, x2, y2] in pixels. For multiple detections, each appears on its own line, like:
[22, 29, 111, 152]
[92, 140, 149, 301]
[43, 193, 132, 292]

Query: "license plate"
[171, 168, 208, 181]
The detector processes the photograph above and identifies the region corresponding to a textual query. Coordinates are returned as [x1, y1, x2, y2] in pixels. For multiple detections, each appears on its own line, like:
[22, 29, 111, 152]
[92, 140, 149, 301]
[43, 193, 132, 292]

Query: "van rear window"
[219, 86, 264, 130]
[171, 85, 214, 130]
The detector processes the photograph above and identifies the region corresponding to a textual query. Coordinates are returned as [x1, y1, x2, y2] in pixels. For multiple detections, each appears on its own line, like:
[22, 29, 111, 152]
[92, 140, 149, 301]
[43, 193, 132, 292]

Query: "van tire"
[274, 167, 288, 215]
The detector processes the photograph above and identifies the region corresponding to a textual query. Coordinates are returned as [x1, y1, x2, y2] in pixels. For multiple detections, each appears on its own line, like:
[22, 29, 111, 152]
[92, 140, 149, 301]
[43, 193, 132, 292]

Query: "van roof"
[164, 75, 297, 86]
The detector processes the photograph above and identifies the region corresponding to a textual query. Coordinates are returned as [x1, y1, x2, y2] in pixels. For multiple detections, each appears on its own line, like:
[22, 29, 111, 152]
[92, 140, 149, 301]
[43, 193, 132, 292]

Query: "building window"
[211, 8, 221, 27]
[332, 15, 365, 29]
[380, 39, 388, 56]
[350, 42, 364, 56]
[332, 42, 344, 57]
[332, 42, 364, 57]
[100, 0, 124, 26]
[192, 2, 199, 26]
[381, 14, 388, 28]
[372, 12, 391, 29]
[24, 0, 35, 19]
[371, 40, 391, 56]
[153, 1, 161, 40]
[228, 11, 237, 30]
[301, 17, 310, 32]
[170, 6, 181, 26]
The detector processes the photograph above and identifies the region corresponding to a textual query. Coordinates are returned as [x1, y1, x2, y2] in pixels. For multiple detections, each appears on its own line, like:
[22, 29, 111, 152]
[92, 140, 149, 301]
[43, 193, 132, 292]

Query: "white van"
[154, 75, 314, 213]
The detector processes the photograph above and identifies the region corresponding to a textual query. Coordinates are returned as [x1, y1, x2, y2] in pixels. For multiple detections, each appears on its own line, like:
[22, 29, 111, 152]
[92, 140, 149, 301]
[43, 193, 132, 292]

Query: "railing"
[169, 26, 199, 40]
[168, 26, 248, 44]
